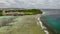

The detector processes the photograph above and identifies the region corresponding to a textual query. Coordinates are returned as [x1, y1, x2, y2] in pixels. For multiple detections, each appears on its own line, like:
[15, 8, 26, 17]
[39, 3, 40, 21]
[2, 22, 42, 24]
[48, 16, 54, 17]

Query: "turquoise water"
[40, 14, 60, 34]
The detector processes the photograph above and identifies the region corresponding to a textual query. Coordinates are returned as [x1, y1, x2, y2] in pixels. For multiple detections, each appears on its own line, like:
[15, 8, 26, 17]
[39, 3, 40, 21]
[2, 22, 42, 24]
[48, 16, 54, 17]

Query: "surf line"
[37, 16, 49, 34]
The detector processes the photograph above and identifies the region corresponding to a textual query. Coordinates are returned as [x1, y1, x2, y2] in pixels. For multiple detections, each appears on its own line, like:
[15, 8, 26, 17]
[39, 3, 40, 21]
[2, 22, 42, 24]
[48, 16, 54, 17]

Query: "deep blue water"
[40, 9, 60, 34]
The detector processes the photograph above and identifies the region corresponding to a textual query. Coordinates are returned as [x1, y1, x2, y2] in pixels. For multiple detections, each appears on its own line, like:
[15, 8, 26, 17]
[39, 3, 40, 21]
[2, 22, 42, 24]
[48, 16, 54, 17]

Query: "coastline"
[37, 12, 49, 34]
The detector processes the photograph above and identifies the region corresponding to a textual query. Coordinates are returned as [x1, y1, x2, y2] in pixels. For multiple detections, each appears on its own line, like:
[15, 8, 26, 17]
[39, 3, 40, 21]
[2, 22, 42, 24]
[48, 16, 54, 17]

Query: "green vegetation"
[24, 9, 42, 15]
[0, 9, 42, 16]
[0, 10, 3, 16]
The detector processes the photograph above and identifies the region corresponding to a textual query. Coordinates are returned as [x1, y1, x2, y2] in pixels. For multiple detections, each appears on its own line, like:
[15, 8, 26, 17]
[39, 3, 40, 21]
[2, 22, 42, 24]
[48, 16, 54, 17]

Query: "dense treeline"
[0, 10, 3, 16]
[0, 9, 42, 16]
[24, 9, 42, 15]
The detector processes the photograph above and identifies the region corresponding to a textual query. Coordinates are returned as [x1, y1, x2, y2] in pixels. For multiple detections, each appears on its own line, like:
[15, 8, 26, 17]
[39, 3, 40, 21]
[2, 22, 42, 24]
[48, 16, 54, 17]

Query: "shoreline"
[37, 12, 49, 34]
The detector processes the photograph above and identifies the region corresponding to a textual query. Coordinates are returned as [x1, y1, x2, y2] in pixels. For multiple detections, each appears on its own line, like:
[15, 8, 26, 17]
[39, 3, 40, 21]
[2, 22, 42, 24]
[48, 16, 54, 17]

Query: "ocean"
[40, 9, 60, 34]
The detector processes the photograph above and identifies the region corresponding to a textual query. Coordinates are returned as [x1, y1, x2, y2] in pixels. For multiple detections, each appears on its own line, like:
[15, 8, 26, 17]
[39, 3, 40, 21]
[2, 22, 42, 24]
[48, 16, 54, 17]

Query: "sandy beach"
[0, 14, 45, 34]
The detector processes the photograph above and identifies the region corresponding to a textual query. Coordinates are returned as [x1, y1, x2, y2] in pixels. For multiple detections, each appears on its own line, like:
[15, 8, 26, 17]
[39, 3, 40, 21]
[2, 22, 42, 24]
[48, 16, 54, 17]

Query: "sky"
[0, 0, 60, 9]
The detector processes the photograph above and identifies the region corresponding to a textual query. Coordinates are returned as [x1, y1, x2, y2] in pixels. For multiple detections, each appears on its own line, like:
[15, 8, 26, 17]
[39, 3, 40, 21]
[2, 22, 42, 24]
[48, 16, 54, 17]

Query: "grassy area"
[24, 9, 42, 15]
[0, 15, 45, 34]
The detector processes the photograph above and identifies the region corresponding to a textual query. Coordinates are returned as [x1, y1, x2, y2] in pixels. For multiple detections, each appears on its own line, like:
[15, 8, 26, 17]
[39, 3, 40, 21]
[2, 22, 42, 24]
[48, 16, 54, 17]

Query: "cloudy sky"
[0, 0, 60, 9]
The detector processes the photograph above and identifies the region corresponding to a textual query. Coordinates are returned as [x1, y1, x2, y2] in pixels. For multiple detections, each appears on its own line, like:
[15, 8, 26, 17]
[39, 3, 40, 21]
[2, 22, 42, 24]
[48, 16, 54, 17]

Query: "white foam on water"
[37, 17, 49, 34]
[37, 13, 49, 34]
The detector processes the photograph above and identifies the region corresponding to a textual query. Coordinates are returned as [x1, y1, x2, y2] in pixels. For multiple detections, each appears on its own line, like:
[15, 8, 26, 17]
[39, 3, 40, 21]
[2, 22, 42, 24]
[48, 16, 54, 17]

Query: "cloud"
[0, 0, 60, 9]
